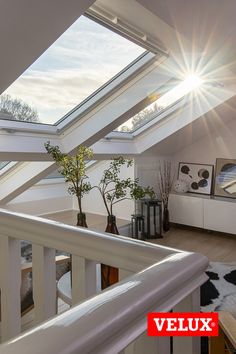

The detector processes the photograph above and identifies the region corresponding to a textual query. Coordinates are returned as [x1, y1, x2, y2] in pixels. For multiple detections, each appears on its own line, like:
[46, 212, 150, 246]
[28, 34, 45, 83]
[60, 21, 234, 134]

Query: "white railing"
[0, 209, 208, 354]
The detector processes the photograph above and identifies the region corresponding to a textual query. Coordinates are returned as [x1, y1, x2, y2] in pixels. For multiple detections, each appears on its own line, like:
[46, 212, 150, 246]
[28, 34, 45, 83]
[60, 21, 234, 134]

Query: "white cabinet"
[169, 193, 236, 234]
[169, 194, 204, 228]
[204, 198, 236, 234]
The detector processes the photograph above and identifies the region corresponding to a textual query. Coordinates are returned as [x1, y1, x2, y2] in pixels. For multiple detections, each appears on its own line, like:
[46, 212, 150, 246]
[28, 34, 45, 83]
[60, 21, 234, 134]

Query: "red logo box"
[147, 312, 218, 336]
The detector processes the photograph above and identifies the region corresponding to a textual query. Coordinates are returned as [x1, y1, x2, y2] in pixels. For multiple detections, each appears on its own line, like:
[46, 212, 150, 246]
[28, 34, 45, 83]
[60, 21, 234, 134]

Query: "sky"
[2, 16, 144, 125]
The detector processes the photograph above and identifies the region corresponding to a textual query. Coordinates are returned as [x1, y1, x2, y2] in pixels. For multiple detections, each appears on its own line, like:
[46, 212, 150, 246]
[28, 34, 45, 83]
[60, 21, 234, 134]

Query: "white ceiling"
[144, 95, 236, 156]
[137, 0, 236, 74]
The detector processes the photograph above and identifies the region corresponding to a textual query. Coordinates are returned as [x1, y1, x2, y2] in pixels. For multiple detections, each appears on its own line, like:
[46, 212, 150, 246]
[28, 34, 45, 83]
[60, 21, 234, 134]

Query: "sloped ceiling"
[137, 0, 236, 73]
[144, 95, 236, 156]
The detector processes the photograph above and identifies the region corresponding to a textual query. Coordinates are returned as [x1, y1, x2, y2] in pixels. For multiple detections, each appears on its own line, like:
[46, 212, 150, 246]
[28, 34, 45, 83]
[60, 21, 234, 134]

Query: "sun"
[182, 74, 203, 92]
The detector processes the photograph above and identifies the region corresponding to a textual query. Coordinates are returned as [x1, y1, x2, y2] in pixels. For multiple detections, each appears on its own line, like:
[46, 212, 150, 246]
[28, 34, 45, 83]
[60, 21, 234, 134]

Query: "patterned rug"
[201, 262, 236, 317]
[200, 262, 236, 354]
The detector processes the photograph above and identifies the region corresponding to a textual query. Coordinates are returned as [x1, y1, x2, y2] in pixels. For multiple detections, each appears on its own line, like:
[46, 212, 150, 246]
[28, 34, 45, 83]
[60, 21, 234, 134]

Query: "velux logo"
[147, 313, 218, 336]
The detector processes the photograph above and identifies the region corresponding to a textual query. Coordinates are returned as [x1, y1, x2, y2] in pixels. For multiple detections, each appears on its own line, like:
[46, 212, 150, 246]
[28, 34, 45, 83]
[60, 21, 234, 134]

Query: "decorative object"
[214, 158, 236, 198]
[102, 215, 119, 289]
[178, 162, 213, 195]
[201, 262, 236, 315]
[200, 262, 236, 354]
[163, 205, 170, 232]
[94, 156, 155, 289]
[173, 178, 189, 193]
[45, 142, 93, 226]
[157, 160, 174, 232]
[141, 199, 162, 238]
[131, 214, 145, 240]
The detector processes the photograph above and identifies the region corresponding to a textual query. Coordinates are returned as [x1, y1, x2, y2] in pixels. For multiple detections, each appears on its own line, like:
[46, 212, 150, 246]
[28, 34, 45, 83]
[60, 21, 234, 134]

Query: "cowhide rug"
[201, 262, 236, 316]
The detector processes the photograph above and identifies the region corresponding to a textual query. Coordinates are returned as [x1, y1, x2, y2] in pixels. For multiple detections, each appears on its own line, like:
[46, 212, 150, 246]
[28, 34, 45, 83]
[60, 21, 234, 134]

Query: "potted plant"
[94, 156, 155, 288]
[45, 141, 93, 227]
[95, 156, 154, 228]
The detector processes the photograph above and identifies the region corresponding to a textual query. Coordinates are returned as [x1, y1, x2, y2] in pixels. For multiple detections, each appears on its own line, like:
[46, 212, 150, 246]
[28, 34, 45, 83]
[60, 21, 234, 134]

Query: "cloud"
[3, 16, 144, 124]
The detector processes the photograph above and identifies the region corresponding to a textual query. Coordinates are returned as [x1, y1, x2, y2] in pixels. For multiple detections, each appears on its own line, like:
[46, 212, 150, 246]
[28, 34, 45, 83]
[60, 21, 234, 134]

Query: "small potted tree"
[45, 142, 93, 227]
[94, 156, 155, 288]
[95, 156, 155, 229]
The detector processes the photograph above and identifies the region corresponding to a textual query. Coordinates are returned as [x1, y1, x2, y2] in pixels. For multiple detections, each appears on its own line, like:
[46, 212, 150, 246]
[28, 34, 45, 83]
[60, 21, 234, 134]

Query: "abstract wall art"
[214, 158, 236, 198]
[178, 162, 214, 195]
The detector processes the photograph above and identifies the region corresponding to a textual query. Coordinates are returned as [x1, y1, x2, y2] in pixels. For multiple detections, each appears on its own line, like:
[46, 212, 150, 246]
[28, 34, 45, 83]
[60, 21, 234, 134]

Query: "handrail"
[0, 252, 208, 354]
[0, 209, 178, 271]
[0, 209, 208, 353]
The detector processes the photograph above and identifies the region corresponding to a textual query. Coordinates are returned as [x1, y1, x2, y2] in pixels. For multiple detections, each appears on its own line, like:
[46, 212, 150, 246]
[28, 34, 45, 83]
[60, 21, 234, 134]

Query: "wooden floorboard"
[151, 224, 236, 262]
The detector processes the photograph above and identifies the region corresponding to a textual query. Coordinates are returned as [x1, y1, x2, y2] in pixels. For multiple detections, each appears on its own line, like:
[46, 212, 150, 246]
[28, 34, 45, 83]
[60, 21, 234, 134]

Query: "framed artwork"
[178, 162, 214, 195]
[214, 158, 236, 198]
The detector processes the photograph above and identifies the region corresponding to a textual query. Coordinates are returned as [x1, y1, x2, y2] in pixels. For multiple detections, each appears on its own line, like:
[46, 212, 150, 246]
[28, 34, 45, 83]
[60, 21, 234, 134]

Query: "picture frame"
[214, 158, 236, 198]
[178, 162, 214, 195]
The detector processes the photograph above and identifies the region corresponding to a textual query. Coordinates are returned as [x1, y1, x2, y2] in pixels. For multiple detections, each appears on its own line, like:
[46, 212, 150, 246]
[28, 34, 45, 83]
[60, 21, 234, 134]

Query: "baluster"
[71, 255, 97, 306]
[173, 287, 201, 354]
[0, 235, 21, 342]
[32, 245, 56, 325]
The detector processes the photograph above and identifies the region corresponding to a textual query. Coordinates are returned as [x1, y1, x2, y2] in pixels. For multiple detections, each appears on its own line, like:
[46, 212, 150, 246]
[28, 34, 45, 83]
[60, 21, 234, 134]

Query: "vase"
[77, 212, 88, 227]
[105, 214, 119, 234]
[163, 206, 170, 232]
[70, 212, 88, 286]
[101, 215, 119, 289]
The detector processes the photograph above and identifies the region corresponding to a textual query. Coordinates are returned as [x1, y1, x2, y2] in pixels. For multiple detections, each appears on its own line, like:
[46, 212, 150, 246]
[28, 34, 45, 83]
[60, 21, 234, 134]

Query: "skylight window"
[0, 162, 9, 170]
[0, 16, 144, 125]
[116, 74, 203, 133]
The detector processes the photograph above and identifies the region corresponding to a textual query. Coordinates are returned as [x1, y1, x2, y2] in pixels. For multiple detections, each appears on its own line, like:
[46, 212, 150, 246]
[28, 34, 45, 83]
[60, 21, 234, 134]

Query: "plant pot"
[71, 212, 88, 286]
[77, 212, 88, 227]
[105, 214, 119, 234]
[163, 206, 170, 232]
[101, 215, 119, 289]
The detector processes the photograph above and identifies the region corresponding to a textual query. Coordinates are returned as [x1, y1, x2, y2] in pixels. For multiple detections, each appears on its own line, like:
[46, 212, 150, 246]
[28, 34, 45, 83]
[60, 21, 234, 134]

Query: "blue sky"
[2, 16, 144, 124]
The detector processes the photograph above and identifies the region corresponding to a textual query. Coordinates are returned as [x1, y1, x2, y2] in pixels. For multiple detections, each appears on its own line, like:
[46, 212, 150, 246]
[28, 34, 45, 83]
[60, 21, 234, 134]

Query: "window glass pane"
[0, 16, 144, 125]
[0, 161, 9, 170]
[115, 75, 202, 133]
[43, 160, 96, 180]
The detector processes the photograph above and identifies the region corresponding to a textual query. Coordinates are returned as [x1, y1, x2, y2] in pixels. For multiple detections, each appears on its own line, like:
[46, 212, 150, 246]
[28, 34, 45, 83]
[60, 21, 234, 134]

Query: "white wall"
[173, 118, 236, 167]
[5, 179, 72, 216]
[4, 160, 135, 220]
[135, 117, 236, 192]
[134, 156, 174, 198]
[79, 160, 135, 221]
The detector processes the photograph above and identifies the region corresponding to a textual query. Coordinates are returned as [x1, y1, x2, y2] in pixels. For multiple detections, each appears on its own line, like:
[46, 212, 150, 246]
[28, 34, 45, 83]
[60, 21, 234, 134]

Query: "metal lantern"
[141, 199, 162, 239]
[131, 214, 145, 240]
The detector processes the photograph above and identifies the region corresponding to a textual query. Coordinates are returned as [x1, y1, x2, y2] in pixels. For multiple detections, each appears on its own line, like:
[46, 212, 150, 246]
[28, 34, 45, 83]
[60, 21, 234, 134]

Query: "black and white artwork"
[214, 158, 236, 198]
[178, 162, 214, 195]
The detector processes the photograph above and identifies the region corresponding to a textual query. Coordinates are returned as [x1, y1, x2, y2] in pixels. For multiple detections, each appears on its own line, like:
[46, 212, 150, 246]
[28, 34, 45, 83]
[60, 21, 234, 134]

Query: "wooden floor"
[44, 210, 236, 262]
[152, 225, 236, 262]
[44, 209, 127, 232]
